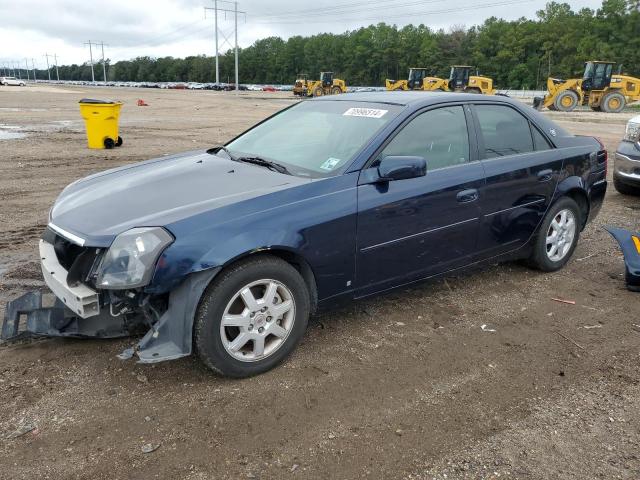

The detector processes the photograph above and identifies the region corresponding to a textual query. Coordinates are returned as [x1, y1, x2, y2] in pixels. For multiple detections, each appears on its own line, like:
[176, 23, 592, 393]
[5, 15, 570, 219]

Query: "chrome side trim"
[360, 217, 478, 253]
[48, 222, 86, 246]
[485, 198, 546, 218]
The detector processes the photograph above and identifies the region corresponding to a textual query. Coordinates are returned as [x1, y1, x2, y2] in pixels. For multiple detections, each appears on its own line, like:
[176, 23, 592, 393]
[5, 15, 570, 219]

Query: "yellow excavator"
[296, 72, 347, 97]
[386, 66, 495, 94]
[534, 61, 640, 112]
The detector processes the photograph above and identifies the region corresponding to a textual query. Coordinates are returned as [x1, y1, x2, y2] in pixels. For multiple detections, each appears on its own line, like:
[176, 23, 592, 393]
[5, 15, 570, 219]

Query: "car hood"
[50, 150, 309, 246]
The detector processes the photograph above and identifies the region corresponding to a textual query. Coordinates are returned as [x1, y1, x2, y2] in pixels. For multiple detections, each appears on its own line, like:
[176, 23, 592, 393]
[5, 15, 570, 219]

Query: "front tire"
[554, 90, 578, 112]
[528, 197, 581, 272]
[194, 256, 310, 378]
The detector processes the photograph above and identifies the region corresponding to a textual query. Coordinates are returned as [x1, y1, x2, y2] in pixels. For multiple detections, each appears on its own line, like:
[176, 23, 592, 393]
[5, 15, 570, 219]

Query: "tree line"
[18, 0, 640, 89]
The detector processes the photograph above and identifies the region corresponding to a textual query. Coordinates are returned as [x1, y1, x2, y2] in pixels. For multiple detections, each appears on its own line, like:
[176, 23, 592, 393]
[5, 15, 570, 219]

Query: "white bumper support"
[39, 239, 100, 318]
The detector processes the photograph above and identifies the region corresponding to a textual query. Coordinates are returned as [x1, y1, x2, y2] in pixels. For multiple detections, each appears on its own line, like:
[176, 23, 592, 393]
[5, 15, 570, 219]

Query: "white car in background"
[0, 76, 26, 86]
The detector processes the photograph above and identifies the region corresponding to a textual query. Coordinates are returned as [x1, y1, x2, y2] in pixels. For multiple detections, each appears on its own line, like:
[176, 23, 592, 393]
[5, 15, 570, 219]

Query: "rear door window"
[474, 105, 534, 158]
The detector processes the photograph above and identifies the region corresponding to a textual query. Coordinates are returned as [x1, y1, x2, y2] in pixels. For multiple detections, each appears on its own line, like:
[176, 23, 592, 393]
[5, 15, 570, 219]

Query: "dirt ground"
[0, 85, 639, 480]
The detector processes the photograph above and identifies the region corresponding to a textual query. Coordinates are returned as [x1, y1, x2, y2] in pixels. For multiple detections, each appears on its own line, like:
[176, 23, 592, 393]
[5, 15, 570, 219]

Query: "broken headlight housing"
[96, 227, 173, 289]
[624, 120, 640, 144]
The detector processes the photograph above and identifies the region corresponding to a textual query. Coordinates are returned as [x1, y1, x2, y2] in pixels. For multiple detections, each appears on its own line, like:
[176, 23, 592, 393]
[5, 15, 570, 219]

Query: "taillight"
[595, 137, 607, 171]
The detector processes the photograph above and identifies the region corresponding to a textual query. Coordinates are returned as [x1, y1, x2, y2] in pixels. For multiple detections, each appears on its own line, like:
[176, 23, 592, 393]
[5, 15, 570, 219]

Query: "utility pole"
[15, 61, 21, 79]
[44, 53, 52, 81]
[234, 1, 238, 93]
[204, 0, 245, 88]
[31, 58, 36, 82]
[24, 59, 30, 81]
[54, 54, 59, 81]
[85, 41, 95, 82]
[100, 42, 107, 82]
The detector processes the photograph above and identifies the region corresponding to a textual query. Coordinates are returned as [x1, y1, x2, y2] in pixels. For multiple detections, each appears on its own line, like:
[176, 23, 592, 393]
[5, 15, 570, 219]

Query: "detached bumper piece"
[1, 290, 136, 342]
[604, 226, 640, 292]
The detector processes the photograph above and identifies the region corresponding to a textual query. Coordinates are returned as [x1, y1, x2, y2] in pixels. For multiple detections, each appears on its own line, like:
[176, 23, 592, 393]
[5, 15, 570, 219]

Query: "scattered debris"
[312, 366, 329, 375]
[290, 464, 299, 473]
[136, 374, 149, 384]
[576, 253, 597, 261]
[395, 321, 405, 326]
[4, 423, 35, 440]
[481, 324, 496, 332]
[395, 429, 403, 436]
[137, 99, 149, 106]
[552, 298, 576, 305]
[443, 278, 453, 293]
[583, 325, 602, 329]
[141, 443, 160, 454]
[555, 331, 585, 350]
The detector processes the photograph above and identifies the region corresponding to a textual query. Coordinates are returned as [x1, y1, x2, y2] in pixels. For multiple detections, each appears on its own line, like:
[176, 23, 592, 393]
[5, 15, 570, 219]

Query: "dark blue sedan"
[2, 92, 607, 377]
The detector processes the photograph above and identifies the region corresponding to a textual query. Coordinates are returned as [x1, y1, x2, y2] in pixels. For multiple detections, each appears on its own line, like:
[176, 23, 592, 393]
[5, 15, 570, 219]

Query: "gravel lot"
[0, 85, 639, 480]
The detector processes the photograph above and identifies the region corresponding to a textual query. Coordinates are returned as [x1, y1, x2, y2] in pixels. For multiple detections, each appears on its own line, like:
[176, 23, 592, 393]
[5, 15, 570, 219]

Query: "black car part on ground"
[604, 226, 640, 292]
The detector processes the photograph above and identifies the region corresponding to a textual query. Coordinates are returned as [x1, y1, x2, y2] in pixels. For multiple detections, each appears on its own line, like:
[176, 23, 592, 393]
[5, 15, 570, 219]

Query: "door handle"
[456, 188, 479, 203]
[537, 169, 553, 182]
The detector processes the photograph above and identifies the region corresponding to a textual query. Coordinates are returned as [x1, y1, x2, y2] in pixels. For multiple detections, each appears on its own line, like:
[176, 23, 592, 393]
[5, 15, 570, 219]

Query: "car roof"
[315, 91, 512, 107]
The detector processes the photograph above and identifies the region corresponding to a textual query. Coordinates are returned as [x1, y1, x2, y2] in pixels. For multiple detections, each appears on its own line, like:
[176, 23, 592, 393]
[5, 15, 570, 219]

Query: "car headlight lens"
[624, 121, 640, 143]
[96, 227, 173, 289]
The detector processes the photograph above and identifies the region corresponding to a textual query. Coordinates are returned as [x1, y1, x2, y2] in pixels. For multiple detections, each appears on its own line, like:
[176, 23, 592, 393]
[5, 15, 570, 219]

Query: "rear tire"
[602, 92, 625, 113]
[613, 175, 640, 196]
[194, 255, 310, 378]
[554, 90, 578, 112]
[528, 197, 581, 272]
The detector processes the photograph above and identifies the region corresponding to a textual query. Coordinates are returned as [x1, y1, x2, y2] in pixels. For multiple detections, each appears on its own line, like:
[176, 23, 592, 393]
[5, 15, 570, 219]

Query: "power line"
[255, 0, 443, 19]
[252, 0, 534, 24]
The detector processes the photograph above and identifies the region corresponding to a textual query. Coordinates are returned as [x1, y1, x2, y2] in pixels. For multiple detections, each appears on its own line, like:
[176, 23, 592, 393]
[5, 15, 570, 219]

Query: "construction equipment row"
[291, 61, 640, 113]
[385, 66, 495, 95]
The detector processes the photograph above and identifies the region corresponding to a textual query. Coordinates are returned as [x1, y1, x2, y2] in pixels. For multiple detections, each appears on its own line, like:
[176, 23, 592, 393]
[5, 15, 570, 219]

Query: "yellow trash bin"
[78, 98, 123, 149]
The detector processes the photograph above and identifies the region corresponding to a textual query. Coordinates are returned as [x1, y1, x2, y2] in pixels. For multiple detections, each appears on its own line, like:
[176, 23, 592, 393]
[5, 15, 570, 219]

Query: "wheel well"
[564, 189, 590, 229]
[221, 249, 318, 314]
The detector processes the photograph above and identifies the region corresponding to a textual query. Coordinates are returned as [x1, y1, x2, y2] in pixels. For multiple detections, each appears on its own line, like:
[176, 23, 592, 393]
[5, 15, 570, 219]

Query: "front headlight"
[624, 121, 640, 143]
[96, 227, 173, 289]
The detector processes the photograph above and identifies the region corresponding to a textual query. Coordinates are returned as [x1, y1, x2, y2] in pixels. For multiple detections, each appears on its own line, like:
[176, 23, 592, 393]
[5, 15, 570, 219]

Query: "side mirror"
[378, 155, 427, 182]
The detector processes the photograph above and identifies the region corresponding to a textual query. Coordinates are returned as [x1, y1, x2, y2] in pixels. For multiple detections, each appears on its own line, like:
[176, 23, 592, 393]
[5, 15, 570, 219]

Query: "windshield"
[583, 62, 594, 80]
[224, 100, 403, 178]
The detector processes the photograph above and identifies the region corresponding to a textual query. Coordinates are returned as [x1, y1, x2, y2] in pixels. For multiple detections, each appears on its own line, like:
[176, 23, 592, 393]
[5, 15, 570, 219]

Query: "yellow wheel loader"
[385, 67, 429, 91]
[534, 61, 640, 113]
[386, 66, 495, 94]
[293, 73, 309, 96]
[302, 72, 347, 97]
[424, 66, 495, 94]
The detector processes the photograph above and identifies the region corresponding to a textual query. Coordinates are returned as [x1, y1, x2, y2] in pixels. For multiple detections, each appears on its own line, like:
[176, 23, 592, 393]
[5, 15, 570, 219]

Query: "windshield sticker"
[320, 157, 342, 171]
[343, 107, 388, 118]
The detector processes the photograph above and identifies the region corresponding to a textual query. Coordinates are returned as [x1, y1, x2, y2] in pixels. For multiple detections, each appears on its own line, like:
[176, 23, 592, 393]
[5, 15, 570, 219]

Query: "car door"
[355, 104, 485, 296]
[471, 103, 564, 257]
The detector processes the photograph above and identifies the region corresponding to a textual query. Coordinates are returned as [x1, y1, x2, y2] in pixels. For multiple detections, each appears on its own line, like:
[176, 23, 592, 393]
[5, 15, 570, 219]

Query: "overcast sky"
[0, 0, 604, 69]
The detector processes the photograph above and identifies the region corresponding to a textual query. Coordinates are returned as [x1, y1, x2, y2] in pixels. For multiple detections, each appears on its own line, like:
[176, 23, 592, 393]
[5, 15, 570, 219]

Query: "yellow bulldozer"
[534, 61, 640, 113]
[386, 66, 495, 95]
[294, 72, 347, 97]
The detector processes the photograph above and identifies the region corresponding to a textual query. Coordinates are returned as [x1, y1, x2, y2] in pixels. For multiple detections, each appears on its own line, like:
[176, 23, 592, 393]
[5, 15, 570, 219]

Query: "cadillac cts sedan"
[2, 92, 607, 377]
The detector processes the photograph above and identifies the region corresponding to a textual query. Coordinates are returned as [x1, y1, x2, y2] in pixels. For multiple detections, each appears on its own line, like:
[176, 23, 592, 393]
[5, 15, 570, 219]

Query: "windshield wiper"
[236, 156, 292, 175]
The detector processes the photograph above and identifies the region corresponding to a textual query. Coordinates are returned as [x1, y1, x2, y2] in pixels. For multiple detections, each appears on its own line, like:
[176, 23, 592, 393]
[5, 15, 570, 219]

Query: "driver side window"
[378, 106, 470, 171]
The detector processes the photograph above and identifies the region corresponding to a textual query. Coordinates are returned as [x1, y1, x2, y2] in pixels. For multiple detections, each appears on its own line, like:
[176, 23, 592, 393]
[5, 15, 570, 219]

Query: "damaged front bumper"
[2, 237, 219, 363]
[604, 226, 640, 292]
